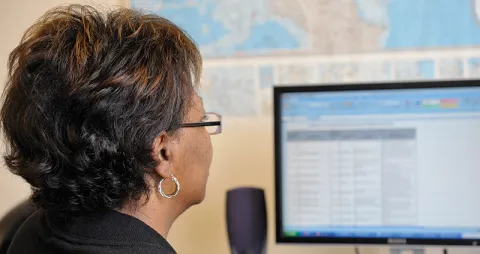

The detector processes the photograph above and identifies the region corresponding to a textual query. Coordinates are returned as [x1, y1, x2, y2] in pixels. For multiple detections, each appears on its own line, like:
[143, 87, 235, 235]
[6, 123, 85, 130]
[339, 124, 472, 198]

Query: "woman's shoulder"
[8, 209, 176, 254]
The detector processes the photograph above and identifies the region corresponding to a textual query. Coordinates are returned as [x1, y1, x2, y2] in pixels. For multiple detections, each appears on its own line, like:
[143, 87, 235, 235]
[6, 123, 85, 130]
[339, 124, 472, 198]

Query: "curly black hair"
[0, 4, 202, 215]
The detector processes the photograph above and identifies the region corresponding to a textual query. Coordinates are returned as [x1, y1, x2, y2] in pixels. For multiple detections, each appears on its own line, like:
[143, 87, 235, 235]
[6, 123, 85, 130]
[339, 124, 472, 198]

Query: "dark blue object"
[226, 187, 267, 254]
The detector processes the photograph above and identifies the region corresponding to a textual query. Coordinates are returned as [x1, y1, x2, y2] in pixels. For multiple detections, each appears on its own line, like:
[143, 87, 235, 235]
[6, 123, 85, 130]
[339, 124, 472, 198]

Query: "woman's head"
[1, 4, 217, 216]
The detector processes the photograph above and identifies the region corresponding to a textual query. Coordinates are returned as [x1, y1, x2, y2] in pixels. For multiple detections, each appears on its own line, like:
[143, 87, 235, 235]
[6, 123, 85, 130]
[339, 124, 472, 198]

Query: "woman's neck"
[119, 198, 186, 238]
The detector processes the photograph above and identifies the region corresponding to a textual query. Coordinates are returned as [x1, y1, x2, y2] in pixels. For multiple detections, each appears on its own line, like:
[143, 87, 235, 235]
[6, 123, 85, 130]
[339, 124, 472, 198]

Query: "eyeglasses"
[180, 112, 222, 135]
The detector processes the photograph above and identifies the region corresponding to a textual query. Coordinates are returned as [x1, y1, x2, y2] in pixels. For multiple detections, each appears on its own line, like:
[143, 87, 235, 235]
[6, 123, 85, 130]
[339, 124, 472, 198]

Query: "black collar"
[45, 209, 176, 252]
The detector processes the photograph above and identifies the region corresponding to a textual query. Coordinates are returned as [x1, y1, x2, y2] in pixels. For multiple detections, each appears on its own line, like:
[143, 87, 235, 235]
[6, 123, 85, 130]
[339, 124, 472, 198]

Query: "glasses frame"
[180, 112, 222, 135]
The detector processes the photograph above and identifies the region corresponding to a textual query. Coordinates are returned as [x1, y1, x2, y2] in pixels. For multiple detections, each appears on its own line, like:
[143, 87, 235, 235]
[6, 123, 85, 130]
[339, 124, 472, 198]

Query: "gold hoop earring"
[158, 174, 180, 198]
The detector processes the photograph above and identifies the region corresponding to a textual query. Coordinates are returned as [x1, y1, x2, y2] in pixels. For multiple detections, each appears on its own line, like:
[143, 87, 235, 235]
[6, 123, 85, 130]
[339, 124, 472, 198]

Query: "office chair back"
[0, 200, 36, 254]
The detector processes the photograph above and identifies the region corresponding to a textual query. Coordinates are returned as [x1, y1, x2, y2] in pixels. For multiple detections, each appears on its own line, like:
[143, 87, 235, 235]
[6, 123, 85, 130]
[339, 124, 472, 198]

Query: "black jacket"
[7, 209, 176, 254]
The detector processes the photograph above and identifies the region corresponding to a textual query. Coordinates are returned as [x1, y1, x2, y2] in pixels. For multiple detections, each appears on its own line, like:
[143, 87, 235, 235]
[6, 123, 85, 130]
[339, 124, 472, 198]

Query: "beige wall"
[0, 1, 469, 254]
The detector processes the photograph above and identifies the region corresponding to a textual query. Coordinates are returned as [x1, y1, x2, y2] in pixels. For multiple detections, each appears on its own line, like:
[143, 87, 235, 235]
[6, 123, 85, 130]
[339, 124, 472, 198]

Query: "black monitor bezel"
[273, 79, 480, 246]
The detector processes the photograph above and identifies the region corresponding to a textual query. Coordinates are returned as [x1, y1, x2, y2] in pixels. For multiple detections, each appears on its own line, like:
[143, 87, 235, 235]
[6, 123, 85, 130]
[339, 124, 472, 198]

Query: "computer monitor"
[274, 79, 480, 247]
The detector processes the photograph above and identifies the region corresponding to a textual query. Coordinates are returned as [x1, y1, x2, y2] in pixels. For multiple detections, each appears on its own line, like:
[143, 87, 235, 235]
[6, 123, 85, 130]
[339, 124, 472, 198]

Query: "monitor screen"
[274, 80, 480, 246]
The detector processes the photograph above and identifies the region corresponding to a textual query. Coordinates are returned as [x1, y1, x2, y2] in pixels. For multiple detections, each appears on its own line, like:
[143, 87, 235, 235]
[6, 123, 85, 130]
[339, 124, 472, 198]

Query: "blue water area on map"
[355, 0, 389, 26]
[153, 0, 306, 56]
[235, 21, 300, 53]
[161, 0, 190, 4]
[385, 0, 480, 48]
[158, 3, 228, 46]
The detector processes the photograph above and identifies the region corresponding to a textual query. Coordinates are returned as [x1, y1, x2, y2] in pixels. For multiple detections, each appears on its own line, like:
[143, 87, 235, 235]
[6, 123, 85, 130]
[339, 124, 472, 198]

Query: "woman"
[1, 4, 221, 254]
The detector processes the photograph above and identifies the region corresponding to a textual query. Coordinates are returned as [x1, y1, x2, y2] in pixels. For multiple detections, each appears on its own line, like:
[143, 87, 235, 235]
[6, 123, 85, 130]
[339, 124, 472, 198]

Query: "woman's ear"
[153, 132, 171, 179]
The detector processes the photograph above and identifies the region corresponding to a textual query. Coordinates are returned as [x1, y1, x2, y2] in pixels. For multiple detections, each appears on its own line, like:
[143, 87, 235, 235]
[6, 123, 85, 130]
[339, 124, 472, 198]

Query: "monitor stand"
[389, 247, 425, 254]
[391, 247, 450, 254]
[354, 246, 430, 254]
[355, 246, 448, 254]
